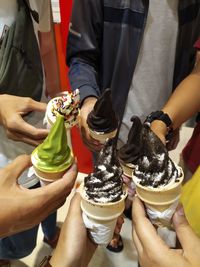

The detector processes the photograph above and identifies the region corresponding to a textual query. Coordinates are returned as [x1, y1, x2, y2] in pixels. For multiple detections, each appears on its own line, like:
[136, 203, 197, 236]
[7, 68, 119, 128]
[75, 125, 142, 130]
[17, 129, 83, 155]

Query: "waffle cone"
[33, 156, 74, 183]
[33, 166, 67, 182]
[80, 183, 127, 221]
[120, 162, 135, 178]
[132, 168, 184, 210]
[89, 128, 117, 144]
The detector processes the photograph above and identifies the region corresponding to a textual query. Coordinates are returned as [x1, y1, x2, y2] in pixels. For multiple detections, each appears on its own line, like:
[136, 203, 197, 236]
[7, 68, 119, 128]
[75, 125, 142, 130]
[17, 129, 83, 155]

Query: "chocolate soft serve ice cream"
[118, 116, 143, 177]
[87, 88, 118, 143]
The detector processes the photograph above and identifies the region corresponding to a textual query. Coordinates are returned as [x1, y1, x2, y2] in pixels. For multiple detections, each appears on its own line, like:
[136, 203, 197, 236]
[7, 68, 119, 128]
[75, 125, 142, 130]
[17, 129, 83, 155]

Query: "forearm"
[68, 58, 100, 104]
[67, 0, 103, 103]
[162, 72, 200, 129]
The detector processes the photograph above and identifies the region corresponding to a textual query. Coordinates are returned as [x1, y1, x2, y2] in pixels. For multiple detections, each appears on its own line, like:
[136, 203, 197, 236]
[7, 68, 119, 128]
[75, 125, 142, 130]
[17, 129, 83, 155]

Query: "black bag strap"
[20, 0, 39, 23]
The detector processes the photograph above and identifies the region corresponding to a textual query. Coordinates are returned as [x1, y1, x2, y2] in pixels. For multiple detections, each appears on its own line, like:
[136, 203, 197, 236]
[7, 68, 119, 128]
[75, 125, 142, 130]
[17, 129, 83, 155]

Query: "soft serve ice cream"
[129, 116, 183, 228]
[32, 115, 74, 181]
[129, 117, 182, 188]
[87, 88, 118, 142]
[45, 89, 80, 129]
[80, 139, 127, 245]
[118, 116, 143, 177]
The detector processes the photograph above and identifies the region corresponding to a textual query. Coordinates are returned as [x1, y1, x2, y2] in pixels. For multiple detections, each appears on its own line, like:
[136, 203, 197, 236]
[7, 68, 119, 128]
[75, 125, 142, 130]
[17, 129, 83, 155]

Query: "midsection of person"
[119, 0, 178, 145]
[0, 0, 50, 188]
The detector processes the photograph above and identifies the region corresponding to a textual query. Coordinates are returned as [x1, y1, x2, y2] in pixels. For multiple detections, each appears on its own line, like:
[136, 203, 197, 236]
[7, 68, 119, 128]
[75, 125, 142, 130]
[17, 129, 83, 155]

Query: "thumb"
[1, 154, 32, 183]
[40, 162, 78, 198]
[173, 205, 200, 251]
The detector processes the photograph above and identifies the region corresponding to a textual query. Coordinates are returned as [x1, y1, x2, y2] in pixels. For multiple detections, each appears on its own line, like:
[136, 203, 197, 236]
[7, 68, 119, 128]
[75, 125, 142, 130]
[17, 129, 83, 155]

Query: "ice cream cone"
[33, 153, 74, 185]
[132, 168, 184, 227]
[44, 89, 80, 130]
[45, 107, 80, 130]
[80, 183, 127, 221]
[80, 183, 127, 245]
[32, 115, 74, 184]
[120, 162, 135, 178]
[89, 128, 117, 144]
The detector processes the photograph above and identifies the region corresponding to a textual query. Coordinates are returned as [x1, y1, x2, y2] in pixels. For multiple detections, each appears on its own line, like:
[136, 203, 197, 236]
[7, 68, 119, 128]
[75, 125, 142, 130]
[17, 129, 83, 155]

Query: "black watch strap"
[145, 110, 173, 128]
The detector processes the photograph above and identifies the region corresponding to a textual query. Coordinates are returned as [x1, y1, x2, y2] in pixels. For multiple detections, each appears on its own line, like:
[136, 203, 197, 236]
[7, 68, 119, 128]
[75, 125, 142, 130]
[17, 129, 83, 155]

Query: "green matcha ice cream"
[32, 115, 74, 181]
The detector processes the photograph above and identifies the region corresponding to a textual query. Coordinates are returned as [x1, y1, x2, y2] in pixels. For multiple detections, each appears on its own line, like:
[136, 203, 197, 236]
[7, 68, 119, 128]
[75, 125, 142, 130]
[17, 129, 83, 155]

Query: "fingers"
[1, 155, 32, 182]
[132, 196, 168, 252]
[6, 130, 47, 146]
[173, 205, 200, 252]
[80, 125, 103, 152]
[6, 115, 48, 141]
[37, 162, 78, 200]
[23, 98, 47, 113]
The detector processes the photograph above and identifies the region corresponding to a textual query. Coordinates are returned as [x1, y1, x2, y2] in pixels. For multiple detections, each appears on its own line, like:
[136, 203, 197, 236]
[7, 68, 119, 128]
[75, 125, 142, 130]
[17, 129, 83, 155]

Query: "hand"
[166, 128, 180, 151]
[79, 97, 103, 152]
[132, 196, 200, 267]
[0, 155, 77, 237]
[0, 94, 49, 146]
[150, 120, 168, 145]
[50, 193, 97, 267]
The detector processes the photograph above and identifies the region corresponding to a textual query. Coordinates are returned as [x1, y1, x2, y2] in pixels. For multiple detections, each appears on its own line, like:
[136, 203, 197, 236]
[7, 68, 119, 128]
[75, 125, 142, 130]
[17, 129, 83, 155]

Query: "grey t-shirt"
[119, 0, 178, 145]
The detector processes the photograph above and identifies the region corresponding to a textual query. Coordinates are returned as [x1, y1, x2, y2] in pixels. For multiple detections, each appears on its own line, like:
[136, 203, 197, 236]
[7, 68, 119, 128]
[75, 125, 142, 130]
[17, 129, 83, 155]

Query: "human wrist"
[145, 110, 173, 141]
[81, 96, 97, 111]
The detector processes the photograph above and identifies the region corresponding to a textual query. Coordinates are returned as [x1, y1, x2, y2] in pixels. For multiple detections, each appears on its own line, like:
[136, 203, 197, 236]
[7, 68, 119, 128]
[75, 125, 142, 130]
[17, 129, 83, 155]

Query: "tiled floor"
[10, 126, 193, 267]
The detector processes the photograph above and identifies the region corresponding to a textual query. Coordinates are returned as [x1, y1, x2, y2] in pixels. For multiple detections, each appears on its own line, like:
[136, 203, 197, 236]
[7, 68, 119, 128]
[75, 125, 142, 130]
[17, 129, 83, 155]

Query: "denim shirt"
[67, 0, 200, 120]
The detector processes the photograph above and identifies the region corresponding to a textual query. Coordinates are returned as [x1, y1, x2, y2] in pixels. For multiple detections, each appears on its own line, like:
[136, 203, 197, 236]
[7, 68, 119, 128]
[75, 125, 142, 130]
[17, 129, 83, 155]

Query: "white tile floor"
[9, 126, 193, 267]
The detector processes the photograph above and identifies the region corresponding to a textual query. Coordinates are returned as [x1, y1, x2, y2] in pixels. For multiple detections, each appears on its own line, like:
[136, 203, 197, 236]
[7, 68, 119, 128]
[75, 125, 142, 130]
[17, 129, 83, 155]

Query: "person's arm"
[67, 0, 102, 102]
[0, 94, 48, 146]
[39, 4, 61, 98]
[49, 193, 97, 267]
[79, 97, 103, 151]
[0, 155, 77, 237]
[132, 196, 200, 267]
[151, 53, 200, 143]
[67, 0, 104, 151]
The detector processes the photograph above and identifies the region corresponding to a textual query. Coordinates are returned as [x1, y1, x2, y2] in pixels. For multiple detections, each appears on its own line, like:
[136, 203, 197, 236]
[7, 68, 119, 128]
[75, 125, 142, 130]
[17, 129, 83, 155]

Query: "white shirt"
[119, 0, 178, 145]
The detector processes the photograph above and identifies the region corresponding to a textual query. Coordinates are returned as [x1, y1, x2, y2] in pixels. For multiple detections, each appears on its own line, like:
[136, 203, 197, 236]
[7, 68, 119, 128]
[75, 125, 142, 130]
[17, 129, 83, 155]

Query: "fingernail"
[177, 205, 185, 216]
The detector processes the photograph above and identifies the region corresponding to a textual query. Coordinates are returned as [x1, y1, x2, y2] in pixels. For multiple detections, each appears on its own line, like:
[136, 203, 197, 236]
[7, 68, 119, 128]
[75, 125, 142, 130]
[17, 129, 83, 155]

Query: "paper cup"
[89, 128, 117, 144]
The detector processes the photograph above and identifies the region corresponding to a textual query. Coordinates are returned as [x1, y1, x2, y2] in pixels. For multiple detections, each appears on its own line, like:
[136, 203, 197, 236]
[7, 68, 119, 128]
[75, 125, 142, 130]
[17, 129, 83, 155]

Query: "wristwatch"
[144, 110, 173, 140]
